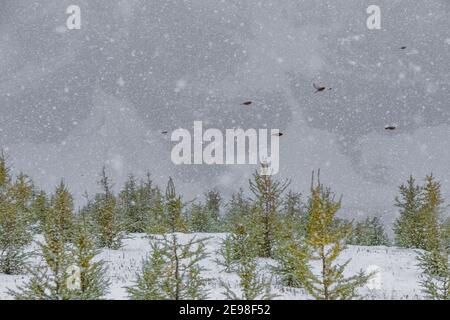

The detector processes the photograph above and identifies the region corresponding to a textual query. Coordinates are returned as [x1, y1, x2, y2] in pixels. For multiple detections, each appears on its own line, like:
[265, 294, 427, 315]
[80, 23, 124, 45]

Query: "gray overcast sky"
[0, 1, 449, 220]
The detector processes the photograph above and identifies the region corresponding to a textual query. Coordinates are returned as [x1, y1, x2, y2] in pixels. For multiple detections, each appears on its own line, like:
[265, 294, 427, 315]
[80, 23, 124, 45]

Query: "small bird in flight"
[242, 101, 252, 106]
[400, 46, 407, 50]
[385, 125, 396, 131]
[313, 83, 331, 93]
[272, 132, 284, 137]
[161, 130, 169, 135]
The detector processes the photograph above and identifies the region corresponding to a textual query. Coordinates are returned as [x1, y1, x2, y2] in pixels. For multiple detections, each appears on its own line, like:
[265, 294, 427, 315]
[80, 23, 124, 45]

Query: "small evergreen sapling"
[417, 248, 449, 300]
[189, 202, 211, 233]
[216, 224, 254, 273]
[220, 256, 275, 300]
[128, 234, 209, 300]
[350, 217, 390, 246]
[92, 167, 124, 249]
[68, 215, 110, 300]
[248, 172, 289, 258]
[164, 178, 187, 233]
[394, 174, 443, 251]
[303, 180, 371, 300]
[273, 235, 310, 288]
[0, 158, 33, 274]
[10, 195, 72, 299]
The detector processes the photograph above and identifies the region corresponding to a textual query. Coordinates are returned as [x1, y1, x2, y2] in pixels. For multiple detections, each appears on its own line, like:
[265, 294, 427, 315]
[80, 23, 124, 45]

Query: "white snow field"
[0, 233, 424, 300]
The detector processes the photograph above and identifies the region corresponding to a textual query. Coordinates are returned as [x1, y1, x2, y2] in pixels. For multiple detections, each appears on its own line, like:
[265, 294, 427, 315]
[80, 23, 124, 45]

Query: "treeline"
[0, 153, 448, 300]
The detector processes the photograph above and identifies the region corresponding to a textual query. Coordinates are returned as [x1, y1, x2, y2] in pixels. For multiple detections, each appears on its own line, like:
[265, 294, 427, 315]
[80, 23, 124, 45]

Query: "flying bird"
[313, 83, 331, 93]
[242, 101, 252, 106]
[161, 130, 169, 135]
[272, 132, 284, 137]
[385, 125, 396, 131]
[400, 46, 407, 50]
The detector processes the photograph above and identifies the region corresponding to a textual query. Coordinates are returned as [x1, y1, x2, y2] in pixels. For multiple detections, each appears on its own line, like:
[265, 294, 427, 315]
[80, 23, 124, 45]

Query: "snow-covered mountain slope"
[0, 233, 424, 300]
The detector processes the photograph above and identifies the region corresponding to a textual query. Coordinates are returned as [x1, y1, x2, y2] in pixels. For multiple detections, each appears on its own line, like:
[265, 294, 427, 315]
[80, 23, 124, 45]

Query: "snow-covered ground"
[0, 233, 424, 300]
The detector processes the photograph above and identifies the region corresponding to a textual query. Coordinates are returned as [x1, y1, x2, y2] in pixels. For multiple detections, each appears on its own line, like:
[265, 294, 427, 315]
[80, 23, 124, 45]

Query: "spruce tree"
[164, 177, 186, 233]
[350, 217, 390, 246]
[204, 189, 222, 231]
[224, 189, 251, 232]
[303, 181, 371, 300]
[127, 234, 209, 300]
[189, 202, 211, 233]
[146, 187, 167, 234]
[417, 246, 449, 300]
[394, 175, 443, 251]
[394, 175, 423, 248]
[248, 172, 289, 258]
[280, 191, 306, 240]
[118, 175, 141, 233]
[92, 167, 123, 249]
[31, 190, 49, 233]
[118, 174, 157, 233]
[49, 180, 75, 243]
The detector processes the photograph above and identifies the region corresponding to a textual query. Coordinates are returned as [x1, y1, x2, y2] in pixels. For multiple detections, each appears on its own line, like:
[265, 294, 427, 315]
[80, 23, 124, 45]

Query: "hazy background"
[0, 0, 449, 223]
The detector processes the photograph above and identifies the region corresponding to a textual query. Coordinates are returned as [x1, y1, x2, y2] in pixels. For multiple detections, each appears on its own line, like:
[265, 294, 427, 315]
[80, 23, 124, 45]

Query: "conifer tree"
[394, 175, 443, 251]
[442, 217, 450, 249]
[417, 246, 449, 300]
[216, 224, 255, 273]
[0, 151, 10, 189]
[189, 202, 211, 233]
[221, 256, 274, 300]
[204, 189, 222, 231]
[273, 235, 310, 288]
[248, 172, 289, 258]
[49, 180, 75, 243]
[224, 189, 251, 231]
[0, 159, 33, 274]
[350, 217, 390, 246]
[164, 177, 186, 233]
[68, 215, 110, 300]
[31, 190, 49, 233]
[92, 167, 123, 249]
[146, 187, 167, 234]
[10, 195, 72, 299]
[127, 234, 209, 300]
[280, 191, 306, 239]
[303, 180, 371, 300]
[394, 175, 423, 248]
[118, 174, 157, 233]
[118, 175, 141, 233]
[418, 175, 443, 251]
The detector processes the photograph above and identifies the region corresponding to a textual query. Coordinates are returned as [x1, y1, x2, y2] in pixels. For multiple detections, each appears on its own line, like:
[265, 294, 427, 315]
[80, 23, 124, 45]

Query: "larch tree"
[10, 185, 73, 299]
[127, 234, 209, 300]
[303, 179, 371, 300]
[68, 214, 110, 300]
[0, 157, 34, 274]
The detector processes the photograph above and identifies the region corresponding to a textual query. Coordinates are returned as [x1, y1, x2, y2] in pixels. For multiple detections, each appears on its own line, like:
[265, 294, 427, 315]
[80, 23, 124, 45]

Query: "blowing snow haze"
[0, 0, 449, 220]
